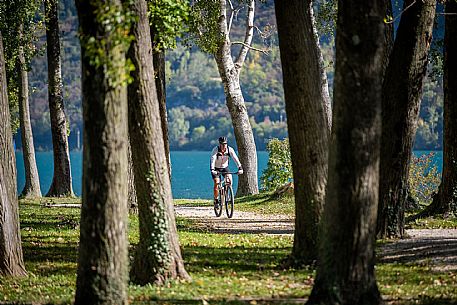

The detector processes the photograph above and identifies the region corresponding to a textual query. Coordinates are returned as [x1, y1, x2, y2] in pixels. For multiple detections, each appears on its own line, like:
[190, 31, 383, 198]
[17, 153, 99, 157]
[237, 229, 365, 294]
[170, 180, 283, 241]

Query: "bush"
[408, 152, 441, 205]
[260, 138, 292, 191]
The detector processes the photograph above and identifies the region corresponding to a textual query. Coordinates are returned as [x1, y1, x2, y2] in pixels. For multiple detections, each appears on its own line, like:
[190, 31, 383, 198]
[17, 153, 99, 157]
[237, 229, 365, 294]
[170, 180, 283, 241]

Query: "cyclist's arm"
[229, 147, 242, 169]
[210, 147, 218, 171]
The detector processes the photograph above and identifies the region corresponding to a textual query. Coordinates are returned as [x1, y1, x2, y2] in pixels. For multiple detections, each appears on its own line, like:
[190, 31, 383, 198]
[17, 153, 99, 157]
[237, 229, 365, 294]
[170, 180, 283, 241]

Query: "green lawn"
[0, 197, 456, 304]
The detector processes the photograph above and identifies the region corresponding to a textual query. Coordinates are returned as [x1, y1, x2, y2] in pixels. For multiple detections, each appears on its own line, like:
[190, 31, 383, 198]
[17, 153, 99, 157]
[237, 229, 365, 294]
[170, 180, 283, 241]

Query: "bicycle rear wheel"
[214, 190, 223, 217]
[225, 186, 234, 218]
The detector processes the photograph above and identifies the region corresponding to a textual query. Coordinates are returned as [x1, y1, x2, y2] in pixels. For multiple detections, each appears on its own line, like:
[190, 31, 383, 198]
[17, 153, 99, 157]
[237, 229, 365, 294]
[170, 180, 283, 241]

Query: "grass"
[406, 216, 457, 229]
[0, 197, 456, 304]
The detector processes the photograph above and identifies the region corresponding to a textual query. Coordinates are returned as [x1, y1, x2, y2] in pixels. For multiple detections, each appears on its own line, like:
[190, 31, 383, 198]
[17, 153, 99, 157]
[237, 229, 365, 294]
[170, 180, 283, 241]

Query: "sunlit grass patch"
[406, 216, 457, 229]
[377, 263, 457, 304]
[235, 192, 294, 216]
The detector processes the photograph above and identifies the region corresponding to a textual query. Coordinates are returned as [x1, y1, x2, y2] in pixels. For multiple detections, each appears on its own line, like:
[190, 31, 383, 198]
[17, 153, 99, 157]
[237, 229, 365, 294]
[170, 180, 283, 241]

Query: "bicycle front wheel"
[225, 186, 234, 218]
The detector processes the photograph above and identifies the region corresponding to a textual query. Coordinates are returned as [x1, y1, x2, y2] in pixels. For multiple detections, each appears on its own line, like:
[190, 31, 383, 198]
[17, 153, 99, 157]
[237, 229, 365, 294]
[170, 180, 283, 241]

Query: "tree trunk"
[127, 139, 138, 214]
[0, 30, 27, 277]
[377, 0, 436, 239]
[151, 44, 171, 179]
[45, 0, 74, 197]
[127, 0, 190, 285]
[215, 0, 258, 197]
[275, 0, 330, 267]
[18, 25, 41, 198]
[417, 0, 457, 217]
[74, 1, 129, 304]
[306, 0, 385, 303]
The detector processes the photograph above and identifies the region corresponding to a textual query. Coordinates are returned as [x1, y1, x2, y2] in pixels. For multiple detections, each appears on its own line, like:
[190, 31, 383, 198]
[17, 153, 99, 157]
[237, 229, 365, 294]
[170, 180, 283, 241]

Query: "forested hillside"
[15, 0, 444, 151]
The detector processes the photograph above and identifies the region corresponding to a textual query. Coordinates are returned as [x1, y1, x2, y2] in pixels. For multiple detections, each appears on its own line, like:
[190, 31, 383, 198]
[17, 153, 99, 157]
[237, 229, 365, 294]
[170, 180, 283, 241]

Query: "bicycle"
[214, 171, 238, 218]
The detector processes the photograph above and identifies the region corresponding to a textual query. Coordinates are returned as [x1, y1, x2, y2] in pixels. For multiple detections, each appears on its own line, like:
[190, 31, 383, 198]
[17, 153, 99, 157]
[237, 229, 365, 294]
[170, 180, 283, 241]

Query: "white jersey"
[210, 146, 242, 170]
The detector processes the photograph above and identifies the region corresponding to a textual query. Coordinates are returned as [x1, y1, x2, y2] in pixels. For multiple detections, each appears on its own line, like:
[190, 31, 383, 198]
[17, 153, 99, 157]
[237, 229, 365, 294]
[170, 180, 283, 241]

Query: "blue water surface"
[15, 151, 269, 199]
[15, 150, 442, 199]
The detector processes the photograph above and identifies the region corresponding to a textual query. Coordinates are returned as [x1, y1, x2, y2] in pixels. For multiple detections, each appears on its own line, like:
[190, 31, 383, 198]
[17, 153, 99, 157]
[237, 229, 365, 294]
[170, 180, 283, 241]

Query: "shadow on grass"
[385, 297, 457, 305]
[137, 298, 307, 304]
[235, 193, 271, 204]
[378, 237, 457, 268]
[183, 245, 289, 272]
[177, 218, 293, 235]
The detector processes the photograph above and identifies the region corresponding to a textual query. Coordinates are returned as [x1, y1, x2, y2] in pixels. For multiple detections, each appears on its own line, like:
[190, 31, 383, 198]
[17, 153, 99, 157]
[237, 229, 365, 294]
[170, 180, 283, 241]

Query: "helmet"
[218, 136, 228, 144]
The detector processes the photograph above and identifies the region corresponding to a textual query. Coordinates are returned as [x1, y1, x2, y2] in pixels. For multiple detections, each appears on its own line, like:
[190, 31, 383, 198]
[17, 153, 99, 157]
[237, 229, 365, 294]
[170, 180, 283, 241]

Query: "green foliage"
[7, 82, 20, 133]
[147, 0, 190, 50]
[168, 107, 190, 146]
[79, 1, 135, 87]
[0, 0, 43, 134]
[260, 138, 292, 191]
[408, 152, 442, 205]
[188, 0, 223, 55]
[314, 0, 337, 36]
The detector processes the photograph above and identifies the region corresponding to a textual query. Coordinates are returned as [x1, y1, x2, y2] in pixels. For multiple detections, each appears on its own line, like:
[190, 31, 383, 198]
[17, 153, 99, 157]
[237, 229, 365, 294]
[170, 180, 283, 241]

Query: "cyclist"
[210, 136, 243, 206]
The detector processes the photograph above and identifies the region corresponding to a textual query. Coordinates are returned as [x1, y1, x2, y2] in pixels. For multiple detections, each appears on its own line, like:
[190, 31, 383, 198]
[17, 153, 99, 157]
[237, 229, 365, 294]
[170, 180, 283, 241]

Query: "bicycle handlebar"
[215, 171, 239, 175]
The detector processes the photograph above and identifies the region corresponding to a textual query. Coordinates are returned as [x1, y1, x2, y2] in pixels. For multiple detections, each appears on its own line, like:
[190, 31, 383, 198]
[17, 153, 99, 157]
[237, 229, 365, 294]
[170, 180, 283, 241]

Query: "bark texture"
[127, 140, 138, 214]
[275, 0, 330, 266]
[377, 0, 436, 238]
[74, 1, 129, 304]
[418, 0, 457, 216]
[18, 25, 41, 198]
[306, 0, 385, 303]
[0, 31, 27, 277]
[152, 46, 171, 179]
[127, 0, 190, 285]
[45, 0, 74, 197]
[215, 0, 258, 196]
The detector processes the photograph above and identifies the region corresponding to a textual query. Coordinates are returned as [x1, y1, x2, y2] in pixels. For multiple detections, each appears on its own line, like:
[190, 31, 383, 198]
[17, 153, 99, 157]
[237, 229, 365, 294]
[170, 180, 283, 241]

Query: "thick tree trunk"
[417, 0, 457, 217]
[74, 1, 129, 304]
[127, 0, 189, 285]
[45, 0, 74, 197]
[0, 31, 27, 277]
[306, 0, 385, 303]
[215, 0, 258, 197]
[18, 25, 41, 198]
[275, 0, 330, 267]
[377, 0, 436, 239]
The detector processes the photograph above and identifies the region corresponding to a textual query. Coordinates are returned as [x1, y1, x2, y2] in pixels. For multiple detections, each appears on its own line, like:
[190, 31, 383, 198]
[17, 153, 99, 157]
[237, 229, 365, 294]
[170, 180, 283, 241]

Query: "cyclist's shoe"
[213, 198, 221, 207]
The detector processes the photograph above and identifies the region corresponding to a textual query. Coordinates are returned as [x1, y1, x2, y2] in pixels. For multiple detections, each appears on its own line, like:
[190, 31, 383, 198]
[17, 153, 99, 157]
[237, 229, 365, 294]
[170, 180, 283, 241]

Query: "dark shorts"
[211, 167, 229, 179]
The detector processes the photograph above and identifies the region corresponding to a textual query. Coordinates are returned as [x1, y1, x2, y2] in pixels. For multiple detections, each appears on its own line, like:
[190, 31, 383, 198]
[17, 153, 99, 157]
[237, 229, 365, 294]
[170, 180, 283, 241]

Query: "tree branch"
[234, 0, 255, 70]
[232, 41, 269, 55]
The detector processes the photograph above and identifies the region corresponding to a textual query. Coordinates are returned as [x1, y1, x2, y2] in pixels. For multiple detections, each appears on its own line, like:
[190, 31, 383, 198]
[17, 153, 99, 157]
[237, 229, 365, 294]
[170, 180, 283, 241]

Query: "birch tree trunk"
[18, 24, 41, 198]
[306, 0, 386, 303]
[215, 0, 258, 196]
[74, 1, 129, 303]
[45, 0, 74, 197]
[127, 0, 190, 285]
[0, 30, 27, 277]
[275, 0, 330, 267]
[377, 0, 436, 238]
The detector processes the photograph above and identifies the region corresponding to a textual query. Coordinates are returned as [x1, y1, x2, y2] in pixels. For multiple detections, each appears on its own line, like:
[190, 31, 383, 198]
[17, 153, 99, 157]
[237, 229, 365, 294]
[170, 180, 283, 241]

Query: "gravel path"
[175, 205, 457, 271]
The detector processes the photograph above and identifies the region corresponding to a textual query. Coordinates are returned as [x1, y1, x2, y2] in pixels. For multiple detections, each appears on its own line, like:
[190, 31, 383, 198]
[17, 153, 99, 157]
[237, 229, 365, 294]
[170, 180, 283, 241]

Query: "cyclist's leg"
[213, 177, 220, 200]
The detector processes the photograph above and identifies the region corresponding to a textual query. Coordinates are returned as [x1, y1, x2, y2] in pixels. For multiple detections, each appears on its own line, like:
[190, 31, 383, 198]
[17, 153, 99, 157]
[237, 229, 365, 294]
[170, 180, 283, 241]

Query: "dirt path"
[175, 205, 457, 271]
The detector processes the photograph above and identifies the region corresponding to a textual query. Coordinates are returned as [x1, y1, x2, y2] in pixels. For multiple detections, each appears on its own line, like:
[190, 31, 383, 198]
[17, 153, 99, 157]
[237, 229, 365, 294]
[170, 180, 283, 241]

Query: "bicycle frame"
[214, 171, 238, 218]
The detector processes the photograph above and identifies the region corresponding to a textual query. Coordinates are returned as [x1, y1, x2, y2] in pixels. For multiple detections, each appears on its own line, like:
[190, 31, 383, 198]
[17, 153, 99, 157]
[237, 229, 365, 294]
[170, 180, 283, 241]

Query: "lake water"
[15, 150, 442, 199]
[15, 151, 269, 199]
